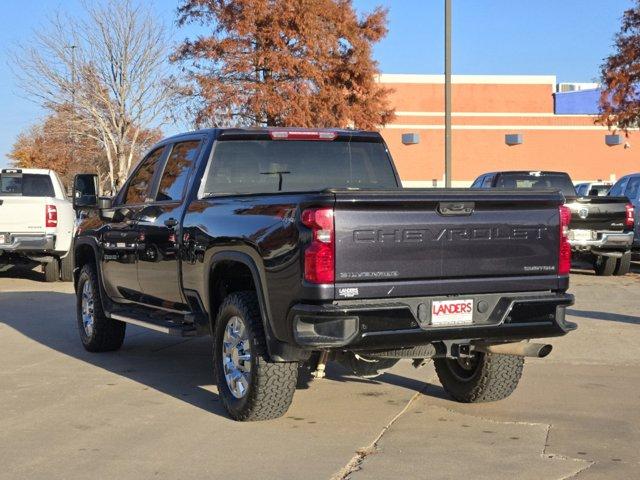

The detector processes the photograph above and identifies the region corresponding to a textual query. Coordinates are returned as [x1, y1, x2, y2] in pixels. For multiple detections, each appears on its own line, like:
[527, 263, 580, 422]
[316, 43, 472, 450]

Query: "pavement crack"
[330, 377, 434, 480]
[542, 423, 552, 456]
[430, 404, 594, 475]
[557, 461, 596, 480]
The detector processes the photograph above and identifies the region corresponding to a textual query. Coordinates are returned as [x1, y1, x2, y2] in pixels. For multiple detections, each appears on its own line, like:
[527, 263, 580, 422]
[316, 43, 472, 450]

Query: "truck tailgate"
[566, 196, 629, 231]
[333, 189, 563, 286]
[0, 196, 48, 233]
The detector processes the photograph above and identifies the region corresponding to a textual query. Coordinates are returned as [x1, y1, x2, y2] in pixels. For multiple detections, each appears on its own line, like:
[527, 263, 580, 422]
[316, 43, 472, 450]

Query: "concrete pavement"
[0, 265, 638, 479]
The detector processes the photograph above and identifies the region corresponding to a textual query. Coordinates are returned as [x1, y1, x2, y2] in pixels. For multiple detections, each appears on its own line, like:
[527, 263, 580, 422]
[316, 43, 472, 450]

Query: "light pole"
[67, 45, 77, 170]
[444, 0, 452, 187]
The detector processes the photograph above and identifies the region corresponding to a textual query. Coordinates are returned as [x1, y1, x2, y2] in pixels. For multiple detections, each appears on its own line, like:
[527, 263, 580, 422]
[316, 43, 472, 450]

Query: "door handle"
[164, 218, 178, 228]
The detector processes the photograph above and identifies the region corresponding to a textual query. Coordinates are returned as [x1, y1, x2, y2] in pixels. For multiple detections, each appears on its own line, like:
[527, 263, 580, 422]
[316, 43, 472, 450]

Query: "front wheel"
[76, 263, 126, 352]
[434, 353, 524, 403]
[213, 291, 298, 421]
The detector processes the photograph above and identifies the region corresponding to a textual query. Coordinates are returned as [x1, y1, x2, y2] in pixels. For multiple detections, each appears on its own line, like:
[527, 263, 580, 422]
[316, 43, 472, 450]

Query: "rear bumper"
[288, 291, 575, 350]
[570, 231, 633, 251]
[0, 234, 56, 252]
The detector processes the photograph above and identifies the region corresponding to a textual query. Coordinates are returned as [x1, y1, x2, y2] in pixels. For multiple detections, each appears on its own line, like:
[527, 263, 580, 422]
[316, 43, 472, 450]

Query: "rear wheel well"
[210, 261, 257, 325]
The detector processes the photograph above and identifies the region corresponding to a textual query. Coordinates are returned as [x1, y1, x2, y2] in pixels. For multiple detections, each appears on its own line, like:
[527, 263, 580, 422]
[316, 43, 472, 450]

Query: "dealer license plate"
[431, 299, 474, 326]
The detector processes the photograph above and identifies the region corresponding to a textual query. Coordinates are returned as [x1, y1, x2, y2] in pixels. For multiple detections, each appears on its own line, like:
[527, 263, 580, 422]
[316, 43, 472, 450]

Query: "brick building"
[378, 74, 639, 187]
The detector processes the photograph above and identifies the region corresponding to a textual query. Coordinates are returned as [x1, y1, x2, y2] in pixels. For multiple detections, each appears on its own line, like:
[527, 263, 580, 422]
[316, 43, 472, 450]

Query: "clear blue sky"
[0, 0, 633, 168]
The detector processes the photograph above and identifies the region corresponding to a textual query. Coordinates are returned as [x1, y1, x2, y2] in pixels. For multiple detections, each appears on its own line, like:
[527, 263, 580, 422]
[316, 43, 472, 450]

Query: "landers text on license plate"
[431, 299, 474, 326]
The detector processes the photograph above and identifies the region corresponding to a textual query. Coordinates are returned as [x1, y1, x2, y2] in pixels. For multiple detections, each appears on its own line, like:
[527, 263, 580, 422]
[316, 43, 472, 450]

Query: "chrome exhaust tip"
[474, 342, 553, 358]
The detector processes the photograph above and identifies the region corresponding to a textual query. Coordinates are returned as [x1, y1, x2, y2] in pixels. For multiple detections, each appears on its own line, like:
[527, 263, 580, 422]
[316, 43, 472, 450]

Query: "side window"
[123, 147, 164, 205]
[609, 178, 627, 197]
[575, 184, 586, 196]
[156, 140, 201, 202]
[481, 175, 494, 188]
[624, 177, 640, 200]
[470, 176, 483, 188]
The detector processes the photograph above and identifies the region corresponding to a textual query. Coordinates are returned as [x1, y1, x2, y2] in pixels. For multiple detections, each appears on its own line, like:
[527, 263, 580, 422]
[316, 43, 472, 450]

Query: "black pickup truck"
[72, 129, 575, 421]
[472, 171, 634, 276]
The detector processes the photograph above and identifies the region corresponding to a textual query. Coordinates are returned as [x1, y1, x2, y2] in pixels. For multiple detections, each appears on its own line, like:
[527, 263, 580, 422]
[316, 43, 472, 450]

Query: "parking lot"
[0, 264, 639, 480]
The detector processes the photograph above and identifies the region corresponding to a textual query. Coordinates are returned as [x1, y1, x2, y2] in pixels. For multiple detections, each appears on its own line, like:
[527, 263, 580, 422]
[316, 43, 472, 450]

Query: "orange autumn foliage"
[173, 0, 394, 129]
[599, 0, 640, 133]
[8, 107, 104, 189]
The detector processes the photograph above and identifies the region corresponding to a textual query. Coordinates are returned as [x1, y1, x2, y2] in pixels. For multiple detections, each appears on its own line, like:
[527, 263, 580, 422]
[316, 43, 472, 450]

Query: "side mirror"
[73, 174, 99, 209]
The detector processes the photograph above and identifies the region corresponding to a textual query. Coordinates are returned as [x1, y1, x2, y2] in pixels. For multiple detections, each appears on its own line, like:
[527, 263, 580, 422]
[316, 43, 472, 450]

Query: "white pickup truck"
[0, 168, 75, 281]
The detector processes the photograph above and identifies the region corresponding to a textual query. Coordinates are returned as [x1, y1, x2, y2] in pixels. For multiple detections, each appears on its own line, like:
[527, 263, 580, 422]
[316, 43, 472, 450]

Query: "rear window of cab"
[0, 174, 55, 197]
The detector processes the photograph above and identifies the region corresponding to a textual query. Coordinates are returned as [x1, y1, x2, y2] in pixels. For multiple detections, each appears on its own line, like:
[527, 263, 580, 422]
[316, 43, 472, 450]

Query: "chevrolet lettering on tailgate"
[353, 226, 549, 243]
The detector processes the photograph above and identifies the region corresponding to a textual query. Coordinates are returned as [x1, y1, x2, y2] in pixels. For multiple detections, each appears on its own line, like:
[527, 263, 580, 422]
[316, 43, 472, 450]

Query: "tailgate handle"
[438, 202, 475, 216]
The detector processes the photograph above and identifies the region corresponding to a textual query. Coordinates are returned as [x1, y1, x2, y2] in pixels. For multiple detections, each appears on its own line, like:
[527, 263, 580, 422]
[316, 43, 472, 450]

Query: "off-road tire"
[347, 353, 399, 379]
[594, 255, 616, 276]
[614, 252, 632, 276]
[60, 251, 74, 282]
[434, 353, 524, 403]
[213, 291, 298, 421]
[76, 263, 126, 352]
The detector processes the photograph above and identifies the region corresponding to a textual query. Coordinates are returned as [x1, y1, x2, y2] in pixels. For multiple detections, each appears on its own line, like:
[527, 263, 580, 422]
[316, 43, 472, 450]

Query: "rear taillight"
[45, 204, 58, 228]
[625, 203, 635, 228]
[301, 207, 334, 284]
[558, 205, 571, 275]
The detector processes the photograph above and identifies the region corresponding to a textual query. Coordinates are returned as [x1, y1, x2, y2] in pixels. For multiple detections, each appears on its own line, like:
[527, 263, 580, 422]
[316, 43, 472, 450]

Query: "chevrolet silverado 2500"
[72, 129, 575, 421]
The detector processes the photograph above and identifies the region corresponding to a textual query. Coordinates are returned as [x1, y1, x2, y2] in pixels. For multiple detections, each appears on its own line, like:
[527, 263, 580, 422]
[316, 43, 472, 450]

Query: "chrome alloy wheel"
[222, 316, 252, 399]
[81, 280, 95, 337]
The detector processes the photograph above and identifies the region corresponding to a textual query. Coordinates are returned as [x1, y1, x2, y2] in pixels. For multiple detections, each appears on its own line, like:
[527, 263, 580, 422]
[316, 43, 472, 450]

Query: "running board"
[110, 313, 198, 337]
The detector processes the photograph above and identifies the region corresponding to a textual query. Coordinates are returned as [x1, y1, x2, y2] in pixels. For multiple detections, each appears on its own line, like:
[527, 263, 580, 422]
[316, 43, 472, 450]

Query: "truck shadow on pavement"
[0, 264, 45, 282]
[567, 308, 640, 325]
[1, 290, 228, 415]
[1, 289, 440, 418]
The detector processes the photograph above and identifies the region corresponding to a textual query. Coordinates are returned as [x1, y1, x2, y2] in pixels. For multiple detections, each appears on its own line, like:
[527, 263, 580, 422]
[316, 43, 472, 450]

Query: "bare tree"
[13, 0, 176, 191]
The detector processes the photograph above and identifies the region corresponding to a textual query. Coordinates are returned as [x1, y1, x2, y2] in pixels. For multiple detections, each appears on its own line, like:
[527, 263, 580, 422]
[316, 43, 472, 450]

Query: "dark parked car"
[608, 173, 640, 252]
[472, 171, 634, 275]
[72, 129, 575, 421]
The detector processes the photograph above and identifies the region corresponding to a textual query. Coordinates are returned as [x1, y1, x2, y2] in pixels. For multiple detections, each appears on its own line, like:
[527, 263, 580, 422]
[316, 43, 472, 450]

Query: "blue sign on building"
[554, 89, 601, 115]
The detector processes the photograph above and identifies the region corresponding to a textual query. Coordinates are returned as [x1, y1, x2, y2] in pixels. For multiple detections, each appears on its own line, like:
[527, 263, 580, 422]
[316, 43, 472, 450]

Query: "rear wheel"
[43, 260, 59, 282]
[434, 352, 523, 403]
[614, 251, 632, 276]
[76, 263, 126, 352]
[213, 291, 298, 421]
[593, 255, 616, 276]
[60, 252, 74, 282]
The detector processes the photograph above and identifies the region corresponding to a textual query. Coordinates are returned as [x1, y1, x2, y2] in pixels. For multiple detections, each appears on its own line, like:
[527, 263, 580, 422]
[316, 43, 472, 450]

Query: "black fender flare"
[206, 250, 306, 362]
[74, 237, 114, 314]
[206, 250, 273, 330]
